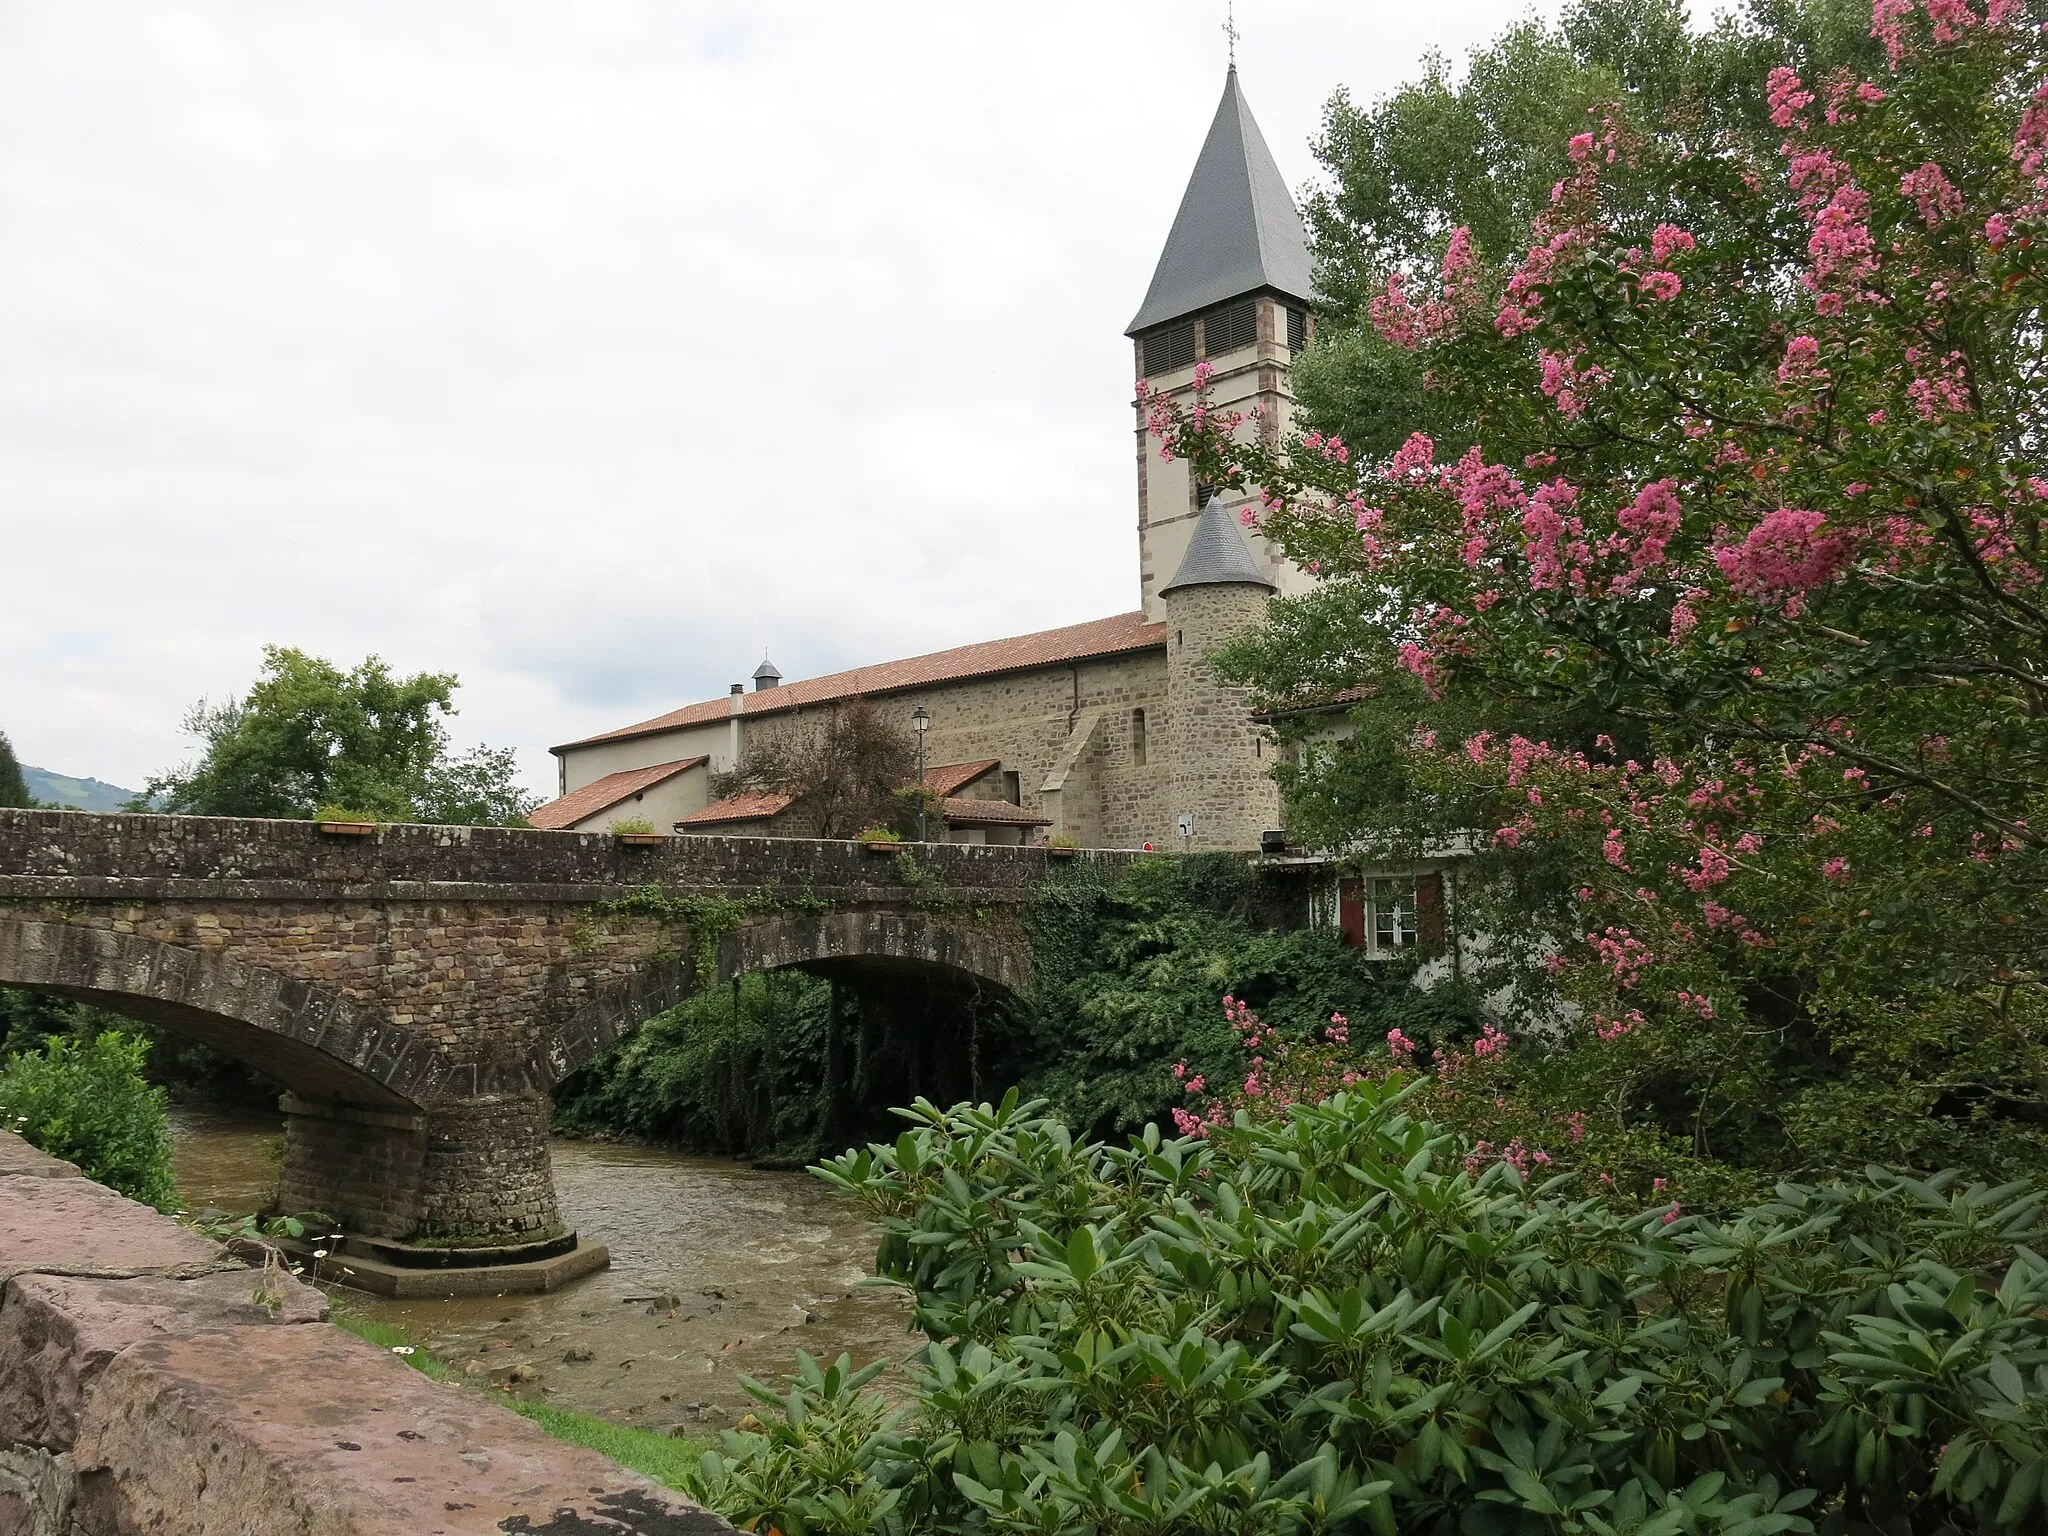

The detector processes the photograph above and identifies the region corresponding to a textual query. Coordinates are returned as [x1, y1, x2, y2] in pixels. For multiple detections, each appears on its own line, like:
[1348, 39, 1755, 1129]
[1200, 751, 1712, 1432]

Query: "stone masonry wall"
[732, 648, 1178, 850]
[0, 1129, 729, 1534]
[1162, 583, 1284, 852]
[273, 1099, 425, 1240]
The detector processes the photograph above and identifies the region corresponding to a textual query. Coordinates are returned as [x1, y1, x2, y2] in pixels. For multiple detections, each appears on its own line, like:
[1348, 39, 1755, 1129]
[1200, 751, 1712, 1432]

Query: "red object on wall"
[1417, 871, 1446, 946]
[1337, 877, 1365, 950]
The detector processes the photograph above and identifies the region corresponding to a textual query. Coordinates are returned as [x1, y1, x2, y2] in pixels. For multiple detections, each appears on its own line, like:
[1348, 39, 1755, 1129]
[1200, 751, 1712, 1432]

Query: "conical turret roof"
[1126, 67, 1314, 335]
[1160, 494, 1277, 596]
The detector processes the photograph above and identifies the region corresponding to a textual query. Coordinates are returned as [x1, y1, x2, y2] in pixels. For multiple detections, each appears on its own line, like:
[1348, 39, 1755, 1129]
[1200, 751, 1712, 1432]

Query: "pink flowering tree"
[1151, 1, 2048, 1189]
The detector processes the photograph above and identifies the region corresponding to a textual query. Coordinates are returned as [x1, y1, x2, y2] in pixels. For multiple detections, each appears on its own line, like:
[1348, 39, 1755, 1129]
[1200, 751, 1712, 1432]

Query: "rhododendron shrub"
[1180, 990, 1749, 1205]
[1156, 2, 2048, 1185]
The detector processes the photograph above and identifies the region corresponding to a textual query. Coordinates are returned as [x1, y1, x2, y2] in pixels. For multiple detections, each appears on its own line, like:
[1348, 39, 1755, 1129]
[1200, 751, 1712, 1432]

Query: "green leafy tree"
[1150, 0, 2048, 1190]
[1298, 0, 1884, 460]
[0, 1031, 177, 1209]
[144, 645, 537, 825]
[0, 730, 33, 809]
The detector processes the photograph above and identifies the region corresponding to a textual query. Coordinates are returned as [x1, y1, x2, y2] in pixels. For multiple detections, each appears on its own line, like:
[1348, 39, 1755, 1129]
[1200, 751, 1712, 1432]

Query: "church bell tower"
[1128, 66, 1316, 621]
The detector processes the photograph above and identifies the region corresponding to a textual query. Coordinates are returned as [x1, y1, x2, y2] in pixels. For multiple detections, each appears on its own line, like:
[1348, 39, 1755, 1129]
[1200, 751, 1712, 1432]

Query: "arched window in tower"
[1131, 708, 1148, 767]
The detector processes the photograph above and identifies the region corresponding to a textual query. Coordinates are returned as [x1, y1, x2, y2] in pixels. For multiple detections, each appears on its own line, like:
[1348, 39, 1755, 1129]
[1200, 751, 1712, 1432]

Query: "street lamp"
[911, 705, 931, 842]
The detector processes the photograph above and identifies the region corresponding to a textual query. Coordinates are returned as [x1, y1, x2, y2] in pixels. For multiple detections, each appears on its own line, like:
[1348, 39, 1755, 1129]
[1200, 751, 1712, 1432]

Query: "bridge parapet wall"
[0, 809, 1135, 903]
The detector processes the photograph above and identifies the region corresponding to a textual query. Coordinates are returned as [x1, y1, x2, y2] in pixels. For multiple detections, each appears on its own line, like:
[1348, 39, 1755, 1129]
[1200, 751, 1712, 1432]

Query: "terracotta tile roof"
[673, 791, 795, 828]
[553, 611, 1167, 754]
[526, 757, 708, 831]
[1254, 683, 1379, 720]
[939, 796, 1051, 827]
[923, 760, 1000, 797]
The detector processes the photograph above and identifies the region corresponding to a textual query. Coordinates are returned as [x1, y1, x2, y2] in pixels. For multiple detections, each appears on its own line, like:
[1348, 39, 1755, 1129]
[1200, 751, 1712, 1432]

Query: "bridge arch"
[0, 918, 439, 1110]
[713, 909, 1030, 997]
[530, 910, 1029, 1091]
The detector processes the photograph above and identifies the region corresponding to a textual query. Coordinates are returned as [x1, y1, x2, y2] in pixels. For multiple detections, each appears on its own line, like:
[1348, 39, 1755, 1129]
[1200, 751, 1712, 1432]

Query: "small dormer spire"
[752, 655, 782, 691]
[1160, 494, 1277, 596]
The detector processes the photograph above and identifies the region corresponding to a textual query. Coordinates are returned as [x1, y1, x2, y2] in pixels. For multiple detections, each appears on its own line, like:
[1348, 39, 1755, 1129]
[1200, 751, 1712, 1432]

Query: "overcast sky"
[2, 0, 1563, 799]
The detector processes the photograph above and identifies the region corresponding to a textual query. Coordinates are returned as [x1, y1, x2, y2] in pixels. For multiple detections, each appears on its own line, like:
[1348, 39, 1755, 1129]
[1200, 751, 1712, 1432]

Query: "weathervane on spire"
[1223, 1, 1239, 68]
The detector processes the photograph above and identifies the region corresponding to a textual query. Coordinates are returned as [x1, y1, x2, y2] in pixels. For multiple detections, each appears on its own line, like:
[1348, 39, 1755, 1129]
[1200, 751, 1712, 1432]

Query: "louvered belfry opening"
[1200, 299, 1258, 357]
[1142, 320, 1197, 376]
[1286, 305, 1308, 355]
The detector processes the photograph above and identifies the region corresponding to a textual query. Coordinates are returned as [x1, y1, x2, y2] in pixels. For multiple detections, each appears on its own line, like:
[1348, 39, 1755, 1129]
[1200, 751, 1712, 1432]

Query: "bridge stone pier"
[0, 810, 1114, 1248]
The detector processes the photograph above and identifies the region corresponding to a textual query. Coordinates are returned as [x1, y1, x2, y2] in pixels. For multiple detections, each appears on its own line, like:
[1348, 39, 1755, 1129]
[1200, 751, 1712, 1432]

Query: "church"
[533, 68, 1316, 854]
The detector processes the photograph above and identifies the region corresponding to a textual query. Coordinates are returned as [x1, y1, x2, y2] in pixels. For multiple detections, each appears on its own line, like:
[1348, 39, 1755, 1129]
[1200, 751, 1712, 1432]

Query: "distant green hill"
[24, 766, 142, 813]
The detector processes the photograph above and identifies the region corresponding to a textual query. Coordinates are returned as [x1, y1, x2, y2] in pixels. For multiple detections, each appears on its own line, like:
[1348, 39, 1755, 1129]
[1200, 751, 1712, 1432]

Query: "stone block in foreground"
[0, 1131, 730, 1535]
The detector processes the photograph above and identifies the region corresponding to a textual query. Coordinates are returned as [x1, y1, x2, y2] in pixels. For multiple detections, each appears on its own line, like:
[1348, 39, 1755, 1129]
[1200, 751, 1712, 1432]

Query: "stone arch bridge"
[0, 810, 1134, 1242]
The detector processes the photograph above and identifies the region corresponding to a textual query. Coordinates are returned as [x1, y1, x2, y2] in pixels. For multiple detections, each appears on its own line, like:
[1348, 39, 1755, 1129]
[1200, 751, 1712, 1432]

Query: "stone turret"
[1160, 494, 1280, 851]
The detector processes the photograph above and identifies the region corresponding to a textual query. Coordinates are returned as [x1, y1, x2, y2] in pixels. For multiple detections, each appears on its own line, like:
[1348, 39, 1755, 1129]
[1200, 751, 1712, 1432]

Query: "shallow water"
[169, 1106, 914, 1432]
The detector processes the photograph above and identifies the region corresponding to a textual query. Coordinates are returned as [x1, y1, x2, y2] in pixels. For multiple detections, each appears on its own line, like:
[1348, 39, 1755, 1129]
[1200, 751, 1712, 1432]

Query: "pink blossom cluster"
[1711, 509, 1854, 605]
[1589, 926, 1655, 987]
[1389, 431, 1435, 479]
[1871, 0, 1915, 69]
[1677, 843, 1734, 891]
[1463, 1137, 1552, 1177]
[1768, 65, 1817, 130]
[1777, 335, 1829, 387]
[1900, 160, 1963, 226]
[1537, 349, 1611, 418]
[1592, 1008, 1646, 1042]
[1904, 347, 1971, 419]
[1674, 989, 1717, 1019]
[1496, 228, 1587, 338]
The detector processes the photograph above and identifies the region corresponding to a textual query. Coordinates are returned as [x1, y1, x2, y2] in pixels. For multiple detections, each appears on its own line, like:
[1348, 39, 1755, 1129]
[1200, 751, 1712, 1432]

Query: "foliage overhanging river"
[168, 1107, 912, 1430]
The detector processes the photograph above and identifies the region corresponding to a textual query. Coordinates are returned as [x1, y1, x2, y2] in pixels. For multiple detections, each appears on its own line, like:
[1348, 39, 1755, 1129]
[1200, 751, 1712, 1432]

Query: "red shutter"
[1416, 872, 1446, 946]
[1338, 878, 1365, 950]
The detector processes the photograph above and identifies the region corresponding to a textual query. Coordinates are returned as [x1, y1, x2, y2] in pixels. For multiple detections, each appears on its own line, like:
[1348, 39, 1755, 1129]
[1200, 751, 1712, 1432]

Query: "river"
[168, 1107, 914, 1433]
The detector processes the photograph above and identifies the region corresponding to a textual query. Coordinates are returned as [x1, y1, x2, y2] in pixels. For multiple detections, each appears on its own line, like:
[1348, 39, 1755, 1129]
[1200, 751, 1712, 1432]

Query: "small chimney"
[728, 684, 744, 770]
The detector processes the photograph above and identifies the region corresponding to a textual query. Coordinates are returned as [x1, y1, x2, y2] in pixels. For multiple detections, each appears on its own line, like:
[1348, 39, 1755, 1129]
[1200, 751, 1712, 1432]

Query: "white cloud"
[0, 0, 1556, 797]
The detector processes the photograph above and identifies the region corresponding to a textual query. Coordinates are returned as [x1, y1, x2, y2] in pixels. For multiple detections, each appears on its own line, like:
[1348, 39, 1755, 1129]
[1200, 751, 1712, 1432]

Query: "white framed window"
[1369, 877, 1419, 953]
[1330, 872, 1441, 956]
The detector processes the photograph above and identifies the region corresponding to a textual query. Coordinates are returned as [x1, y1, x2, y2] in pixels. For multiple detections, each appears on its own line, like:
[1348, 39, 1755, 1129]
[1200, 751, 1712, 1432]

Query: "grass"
[505, 1399, 706, 1491]
[328, 1309, 707, 1491]
[330, 1310, 454, 1382]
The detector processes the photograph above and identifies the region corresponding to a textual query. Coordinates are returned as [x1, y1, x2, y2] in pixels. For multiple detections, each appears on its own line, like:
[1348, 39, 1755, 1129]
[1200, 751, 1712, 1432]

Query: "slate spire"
[1160, 494, 1277, 596]
[1126, 67, 1314, 335]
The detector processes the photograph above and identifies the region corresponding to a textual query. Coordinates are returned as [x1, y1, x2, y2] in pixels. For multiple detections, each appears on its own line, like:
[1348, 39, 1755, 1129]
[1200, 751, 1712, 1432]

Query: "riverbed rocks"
[0, 1129, 732, 1535]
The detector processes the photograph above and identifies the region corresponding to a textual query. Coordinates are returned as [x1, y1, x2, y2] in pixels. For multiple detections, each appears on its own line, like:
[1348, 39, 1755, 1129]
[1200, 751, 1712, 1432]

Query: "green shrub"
[0, 1030, 176, 1208]
[1021, 856, 1451, 1140]
[687, 1089, 2048, 1535]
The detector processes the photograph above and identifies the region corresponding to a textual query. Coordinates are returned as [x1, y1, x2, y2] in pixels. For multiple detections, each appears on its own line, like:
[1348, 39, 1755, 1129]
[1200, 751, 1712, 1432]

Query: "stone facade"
[734, 647, 1176, 850]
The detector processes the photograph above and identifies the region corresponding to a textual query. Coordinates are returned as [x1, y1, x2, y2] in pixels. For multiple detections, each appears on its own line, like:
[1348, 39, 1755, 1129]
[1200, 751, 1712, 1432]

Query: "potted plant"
[856, 826, 903, 853]
[610, 816, 665, 846]
[313, 805, 378, 837]
[1045, 834, 1081, 859]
